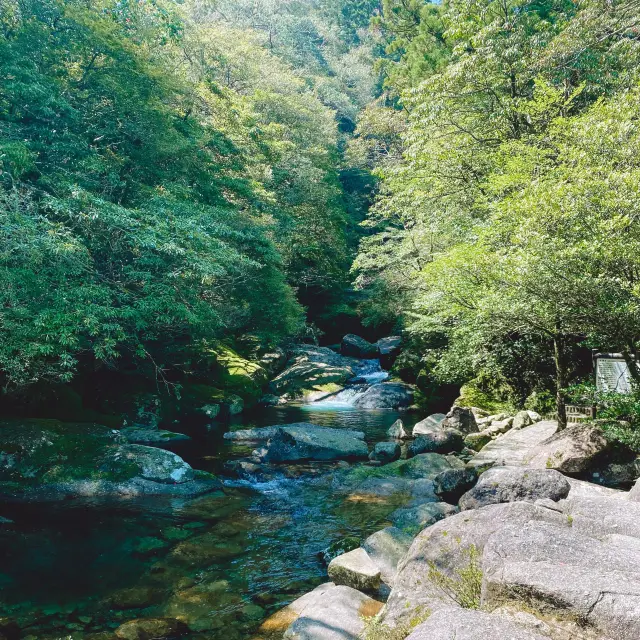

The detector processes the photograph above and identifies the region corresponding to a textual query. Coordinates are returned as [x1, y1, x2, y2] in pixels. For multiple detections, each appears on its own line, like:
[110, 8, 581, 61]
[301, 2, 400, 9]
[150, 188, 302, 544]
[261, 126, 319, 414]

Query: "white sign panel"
[595, 355, 634, 394]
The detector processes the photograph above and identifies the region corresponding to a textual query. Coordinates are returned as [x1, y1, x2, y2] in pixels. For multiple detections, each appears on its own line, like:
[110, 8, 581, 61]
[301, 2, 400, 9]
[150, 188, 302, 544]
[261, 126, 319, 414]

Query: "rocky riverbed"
[2, 337, 639, 640]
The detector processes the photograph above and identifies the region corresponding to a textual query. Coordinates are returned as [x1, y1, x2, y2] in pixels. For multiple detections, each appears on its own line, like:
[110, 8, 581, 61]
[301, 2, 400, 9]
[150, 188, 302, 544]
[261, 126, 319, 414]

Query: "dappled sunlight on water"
[0, 406, 417, 639]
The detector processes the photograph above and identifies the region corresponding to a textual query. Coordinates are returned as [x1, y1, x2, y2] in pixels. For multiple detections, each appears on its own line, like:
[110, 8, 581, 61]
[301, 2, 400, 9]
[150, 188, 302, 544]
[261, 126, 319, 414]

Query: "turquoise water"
[0, 405, 412, 639]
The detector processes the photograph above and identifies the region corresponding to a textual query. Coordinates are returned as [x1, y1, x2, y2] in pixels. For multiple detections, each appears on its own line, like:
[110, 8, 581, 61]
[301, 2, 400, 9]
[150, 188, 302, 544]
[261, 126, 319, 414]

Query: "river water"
[0, 367, 417, 639]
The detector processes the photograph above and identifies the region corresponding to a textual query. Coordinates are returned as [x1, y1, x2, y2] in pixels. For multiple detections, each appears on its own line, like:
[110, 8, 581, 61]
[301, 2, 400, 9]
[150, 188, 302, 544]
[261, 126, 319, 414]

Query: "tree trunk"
[554, 333, 568, 430]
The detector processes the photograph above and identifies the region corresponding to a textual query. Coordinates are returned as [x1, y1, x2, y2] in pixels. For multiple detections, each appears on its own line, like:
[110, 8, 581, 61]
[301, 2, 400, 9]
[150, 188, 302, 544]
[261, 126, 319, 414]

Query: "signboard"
[594, 353, 636, 394]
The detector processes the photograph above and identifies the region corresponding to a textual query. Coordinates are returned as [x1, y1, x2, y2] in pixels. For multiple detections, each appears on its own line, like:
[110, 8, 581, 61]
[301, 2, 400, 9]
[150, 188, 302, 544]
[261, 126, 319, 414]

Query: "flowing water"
[0, 363, 416, 640]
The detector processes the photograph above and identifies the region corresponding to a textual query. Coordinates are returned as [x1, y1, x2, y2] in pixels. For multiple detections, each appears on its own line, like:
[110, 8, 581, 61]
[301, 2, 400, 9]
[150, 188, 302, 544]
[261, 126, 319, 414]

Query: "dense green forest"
[2, 0, 640, 432]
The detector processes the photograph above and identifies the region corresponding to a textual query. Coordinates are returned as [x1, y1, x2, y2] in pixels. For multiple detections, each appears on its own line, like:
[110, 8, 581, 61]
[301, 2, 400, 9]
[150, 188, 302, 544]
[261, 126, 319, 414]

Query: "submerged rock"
[254, 424, 368, 463]
[459, 467, 570, 510]
[319, 537, 361, 565]
[341, 334, 378, 359]
[119, 427, 190, 447]
[353, 383, 415, 410]
[369, 442, 401, 464]
[327, 548, 381, 593]
[114, 618, 186, 640]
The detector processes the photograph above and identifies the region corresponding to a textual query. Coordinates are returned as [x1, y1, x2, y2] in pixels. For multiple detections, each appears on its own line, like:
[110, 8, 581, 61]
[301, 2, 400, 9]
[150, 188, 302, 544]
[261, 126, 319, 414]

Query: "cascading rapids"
[308, 358, 389, 408]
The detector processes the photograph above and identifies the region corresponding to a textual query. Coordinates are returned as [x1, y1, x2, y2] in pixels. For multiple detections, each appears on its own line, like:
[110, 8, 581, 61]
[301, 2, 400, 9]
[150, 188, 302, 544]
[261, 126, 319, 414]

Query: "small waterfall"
[309, 358, 389, 408]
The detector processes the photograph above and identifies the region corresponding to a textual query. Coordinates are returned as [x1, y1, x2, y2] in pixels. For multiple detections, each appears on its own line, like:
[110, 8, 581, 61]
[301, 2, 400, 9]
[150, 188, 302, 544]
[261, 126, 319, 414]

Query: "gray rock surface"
[442, 407, 478, 434]
[369, 441, 401, 464]
[408, 430, 464, 457]
[255, 425, 368, 463]
[433, 467, 478, 504]
[341, 334, 378, 359]
[390, 501, 458, 535]
[363, 527, 413, 588]
[629, 477, 640, 501]
[377, 336, 402, 368]
[327, 548, 381, 592]
[483, 520, 640, 640]
[283, 583, 383, 640]
[526, 423, 611, 473]
[353, 383, 415, 410]
[383, 501, 568, 627]
[270, 345, 358, 396]
[388, 419, 410, 440]
[412, 414, 446, 436]
[459, 467, 570, 511]
[405, 608, 549, 640]
[512, 410, 534, 430]
[468, 420, 558, 468]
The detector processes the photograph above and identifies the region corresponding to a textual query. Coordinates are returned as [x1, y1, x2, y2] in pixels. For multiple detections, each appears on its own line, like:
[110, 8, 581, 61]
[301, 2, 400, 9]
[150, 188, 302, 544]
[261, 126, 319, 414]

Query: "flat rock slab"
[282, 583, 383, 640]
[483, 520, 640, 640]
[468, 421, 558, 468]
[406, 608, 549, 640]
[327, 548, 381, 592]
[256, 425, 368, 463]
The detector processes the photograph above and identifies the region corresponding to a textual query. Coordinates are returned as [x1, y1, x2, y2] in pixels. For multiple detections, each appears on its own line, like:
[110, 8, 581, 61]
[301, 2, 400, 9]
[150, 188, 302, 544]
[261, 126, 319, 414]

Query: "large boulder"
[407, 430, 464, 457]
[459, 467, 570, 511]
[327, 548, 381, 593]
[369, 441, 401, 464]
[353, 383, 415, 410]
[512, 410, 533, 430]
[433, 468, 478, 504]
[0, 420, 220, 501]
[383, 501, 568, 627]
[526, 423, 612, 474]
[341, 334, 378, 359]
[406, 608, 549, 640]
[377, 336, 402, 369]
[483, 520, 640, 640]
[412, 414, 446, 436]
[270, 345, 358, 397]
[363, 527, 413, 588]
[281, 583, 383, 640]
[254, 425, 368, 463]
[114, 618, 186, 640]
[388, 419, 410, 440]
[442, 407, 478, 434]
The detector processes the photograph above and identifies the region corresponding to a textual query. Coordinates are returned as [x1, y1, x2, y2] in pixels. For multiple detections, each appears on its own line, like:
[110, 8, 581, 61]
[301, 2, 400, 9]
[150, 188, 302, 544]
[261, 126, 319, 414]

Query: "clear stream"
[0, 373, 415, 639]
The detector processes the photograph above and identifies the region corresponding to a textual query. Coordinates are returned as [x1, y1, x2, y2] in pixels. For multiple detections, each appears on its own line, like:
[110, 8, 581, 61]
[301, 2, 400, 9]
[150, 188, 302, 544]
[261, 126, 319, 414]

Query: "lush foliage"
[0, 0, 377, 390]
[354, 0, 640, 424]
